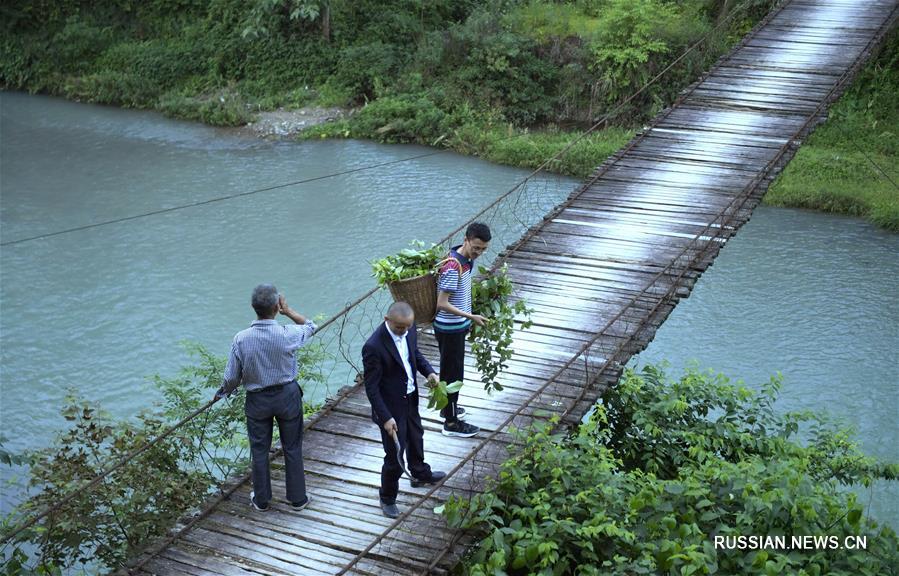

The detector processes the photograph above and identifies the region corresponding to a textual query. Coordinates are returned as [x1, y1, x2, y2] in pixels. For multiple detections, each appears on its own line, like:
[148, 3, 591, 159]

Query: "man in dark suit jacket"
[363, 301, 447, 518]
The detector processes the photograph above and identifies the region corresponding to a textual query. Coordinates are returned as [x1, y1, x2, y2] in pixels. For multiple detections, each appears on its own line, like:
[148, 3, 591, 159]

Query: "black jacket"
[362, 323, 435, 424]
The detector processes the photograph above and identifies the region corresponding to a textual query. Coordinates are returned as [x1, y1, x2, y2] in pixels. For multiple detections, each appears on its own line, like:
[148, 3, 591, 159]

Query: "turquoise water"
[0, 92, 576, 514]
[1, 92, 895, 533]
[631, 206, 899, 528]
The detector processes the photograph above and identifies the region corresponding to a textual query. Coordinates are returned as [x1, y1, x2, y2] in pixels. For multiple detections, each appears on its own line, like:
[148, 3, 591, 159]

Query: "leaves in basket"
[371, 240, 445, 286]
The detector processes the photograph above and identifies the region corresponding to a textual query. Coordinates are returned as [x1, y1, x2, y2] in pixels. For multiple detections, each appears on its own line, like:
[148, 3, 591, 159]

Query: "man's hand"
[471, 314, 488, 327]
[383, 418, 398, 436]
[279, 294, 308, 325]
[426, 373, 440, 389]
[213, 387, 228, 401]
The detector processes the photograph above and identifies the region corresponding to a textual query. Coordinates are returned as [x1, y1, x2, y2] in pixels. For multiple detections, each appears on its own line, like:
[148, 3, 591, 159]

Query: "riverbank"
[0, 1, 770, 173]
[764, 27, 899, 232]
[2, 1, 895, 229]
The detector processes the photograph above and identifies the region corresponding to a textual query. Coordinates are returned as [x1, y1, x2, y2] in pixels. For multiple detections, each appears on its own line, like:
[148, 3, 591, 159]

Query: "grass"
[765, 30, 898, 232]
[302, 116, 634, 179]
[448, 124, 634, 178]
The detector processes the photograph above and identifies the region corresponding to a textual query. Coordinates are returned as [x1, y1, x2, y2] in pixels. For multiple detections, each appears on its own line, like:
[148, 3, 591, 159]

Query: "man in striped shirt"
[216, 284, 316, 512]
[434, 222, 491, 438]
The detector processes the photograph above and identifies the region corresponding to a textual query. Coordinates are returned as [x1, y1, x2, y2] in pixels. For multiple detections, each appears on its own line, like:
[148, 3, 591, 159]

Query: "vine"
[470, 264, 533, 393]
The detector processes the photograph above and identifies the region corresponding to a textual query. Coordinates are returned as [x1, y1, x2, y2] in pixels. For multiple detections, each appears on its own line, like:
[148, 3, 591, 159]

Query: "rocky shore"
[240, 106, 350, 139]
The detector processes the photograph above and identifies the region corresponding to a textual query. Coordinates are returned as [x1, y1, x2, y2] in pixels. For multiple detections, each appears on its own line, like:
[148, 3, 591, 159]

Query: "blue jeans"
[245, 382, 307, 506]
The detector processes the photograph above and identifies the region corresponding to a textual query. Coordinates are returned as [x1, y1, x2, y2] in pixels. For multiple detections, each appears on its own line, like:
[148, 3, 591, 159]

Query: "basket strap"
[436, 255, 464, 293]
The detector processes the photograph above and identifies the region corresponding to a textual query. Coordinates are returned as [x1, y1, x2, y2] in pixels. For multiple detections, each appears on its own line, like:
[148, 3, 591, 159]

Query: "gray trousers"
[244, 382, 307, 505]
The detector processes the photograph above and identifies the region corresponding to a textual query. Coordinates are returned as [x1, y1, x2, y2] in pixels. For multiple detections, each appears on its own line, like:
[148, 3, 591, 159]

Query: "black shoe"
[380, 500, 400, 519]
[439, 406, 467, 420]
[290, 495, 310, 511]
[442, 420, 479, 438]
[411, 471, 447, 488]
[249, 491, 269, 511]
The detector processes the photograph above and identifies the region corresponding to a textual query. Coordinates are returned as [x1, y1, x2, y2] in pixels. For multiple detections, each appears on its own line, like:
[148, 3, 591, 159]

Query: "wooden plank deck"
[129, 1, 898, 574]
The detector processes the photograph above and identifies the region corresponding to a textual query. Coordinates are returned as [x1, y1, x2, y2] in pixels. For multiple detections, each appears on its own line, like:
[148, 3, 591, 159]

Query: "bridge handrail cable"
[332, 2, 899, 573]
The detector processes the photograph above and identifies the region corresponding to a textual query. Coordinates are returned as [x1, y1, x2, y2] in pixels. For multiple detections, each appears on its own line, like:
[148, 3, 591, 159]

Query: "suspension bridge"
[4, 0, 896, 573]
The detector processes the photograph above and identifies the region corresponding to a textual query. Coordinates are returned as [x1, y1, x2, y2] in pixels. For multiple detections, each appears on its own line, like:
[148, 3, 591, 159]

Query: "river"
[0, 92, 575, 513]
[631, 206, 898, 528]
[1, 92, 896, 529]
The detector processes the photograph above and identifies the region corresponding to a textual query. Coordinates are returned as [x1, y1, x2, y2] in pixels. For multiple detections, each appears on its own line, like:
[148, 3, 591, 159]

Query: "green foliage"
[427, 380, 465, 411]
[455, 124, 635, 177]
[766, 28, 899, 232]
[589, 0, 675, 105]
[241, 0, 326, 39]
[0, 437, 27, 467]
[15, 397, 212, 569]
[158, 90, 254, 126]
[94, 38, 210, 91]
[469, 265, 533, 393]
[506, 2, 601, 42]
[52, 16, 117, 74]
[1, 341, 326, 573]
[62, 71, 163, 108]
[324, 42, 404, 105]
[0, 543, 60, 576]
[445, 365, 899, 575]
[152, 343, 248, 482]
[336, 94, 452, 143]
[371, 240, 445, 286]
[295, 333, 331, 400]
[1, 0, 773, 133]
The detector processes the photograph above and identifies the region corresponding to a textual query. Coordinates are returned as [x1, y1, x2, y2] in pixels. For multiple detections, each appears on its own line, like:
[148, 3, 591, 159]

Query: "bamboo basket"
[387, 273, 437, 325]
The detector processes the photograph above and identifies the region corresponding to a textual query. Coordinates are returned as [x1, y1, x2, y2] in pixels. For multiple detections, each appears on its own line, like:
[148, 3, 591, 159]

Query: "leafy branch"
[426, 380, 464, 411]
[1, 340, 328, 573]
[469, 264, 533, 393]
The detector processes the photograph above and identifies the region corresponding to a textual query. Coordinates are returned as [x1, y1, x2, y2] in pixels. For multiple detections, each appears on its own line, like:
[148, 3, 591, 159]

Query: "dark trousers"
[245, 383, 307, 506]
[378, 392, 432, 504]
[435, 329, 467, 423]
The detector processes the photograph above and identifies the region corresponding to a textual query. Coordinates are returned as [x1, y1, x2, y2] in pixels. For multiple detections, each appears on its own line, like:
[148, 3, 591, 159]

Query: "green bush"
[325, 42, 404, 104]
[429, 9, 560, 125]
[53, 16, 117, 74]
[62, 71, 162, 107]
[0, 0, 84, 32]
[445, 365, 898, 575]
[349, 94, 451, 143]
[158, 90, 254, 126]
[589, 0, 695, 108]
[1, 342, 326, 573]
[96, 39, 209, 91]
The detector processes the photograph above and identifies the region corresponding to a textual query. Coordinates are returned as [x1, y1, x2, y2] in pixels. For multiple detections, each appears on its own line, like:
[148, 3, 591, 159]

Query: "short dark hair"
[387, 301, 414, 320]
[251, 284, 279, 316]
[465, 222, 491, 242]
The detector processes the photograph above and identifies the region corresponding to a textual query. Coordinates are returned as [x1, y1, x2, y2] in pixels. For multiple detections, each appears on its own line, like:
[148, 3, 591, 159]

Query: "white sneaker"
[249, 491, 269, 511]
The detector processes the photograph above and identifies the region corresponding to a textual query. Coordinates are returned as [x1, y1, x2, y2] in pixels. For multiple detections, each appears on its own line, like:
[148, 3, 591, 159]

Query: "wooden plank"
[133, 2, 899, 574]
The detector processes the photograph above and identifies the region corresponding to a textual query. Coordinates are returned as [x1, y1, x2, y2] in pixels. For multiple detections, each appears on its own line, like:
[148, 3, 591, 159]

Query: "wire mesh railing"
[2, 0, 831, 571]
[329, 5, 899, 571]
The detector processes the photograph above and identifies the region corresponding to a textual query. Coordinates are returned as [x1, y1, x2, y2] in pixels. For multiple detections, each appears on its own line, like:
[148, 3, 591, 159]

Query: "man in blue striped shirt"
[216, 284, 316, 512]
[434, 222, 491, 438]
